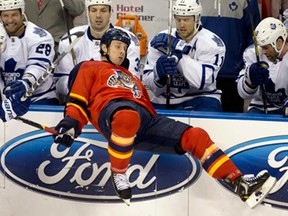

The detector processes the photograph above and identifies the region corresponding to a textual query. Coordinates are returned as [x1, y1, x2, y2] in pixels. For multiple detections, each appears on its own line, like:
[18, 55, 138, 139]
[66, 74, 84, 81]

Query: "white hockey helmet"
[256, 17, 287, 54]
[173, 0, 202, 16]
[173, 0, 202, 36]
[85, 0, 112, 9]
[0, 0, 25, 14]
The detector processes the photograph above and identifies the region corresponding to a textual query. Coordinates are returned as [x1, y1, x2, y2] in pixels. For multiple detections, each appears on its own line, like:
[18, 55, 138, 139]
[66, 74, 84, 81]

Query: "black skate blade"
[246, 176, 276, 209]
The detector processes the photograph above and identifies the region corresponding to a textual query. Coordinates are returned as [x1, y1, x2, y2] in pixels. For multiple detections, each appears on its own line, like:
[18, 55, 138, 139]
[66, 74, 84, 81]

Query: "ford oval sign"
[218, 135, 288, 210]
[0, 126, 202, 203]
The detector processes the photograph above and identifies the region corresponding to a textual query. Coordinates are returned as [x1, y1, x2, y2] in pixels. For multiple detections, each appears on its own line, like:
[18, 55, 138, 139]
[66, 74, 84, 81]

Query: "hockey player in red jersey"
[54, 28, 276, 208]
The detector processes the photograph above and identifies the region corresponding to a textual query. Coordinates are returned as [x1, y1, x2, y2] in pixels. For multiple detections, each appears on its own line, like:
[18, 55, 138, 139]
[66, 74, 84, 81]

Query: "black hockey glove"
[154, 54, 178, 86]
[246, 61, 269, 87]
[54, 117, 81, 147]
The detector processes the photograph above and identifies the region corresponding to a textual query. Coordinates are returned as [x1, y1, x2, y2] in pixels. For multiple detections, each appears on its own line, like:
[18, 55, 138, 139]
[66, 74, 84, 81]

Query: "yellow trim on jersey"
[66, 102, 89, 121]
[208, 156, 230, 177]
[108, 147, 133, 159]
[70, 92, 88, 105]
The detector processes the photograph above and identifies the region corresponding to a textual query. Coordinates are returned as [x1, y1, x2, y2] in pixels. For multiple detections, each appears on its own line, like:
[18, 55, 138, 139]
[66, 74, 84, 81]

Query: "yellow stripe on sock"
[108, 147, 133, 159]
[208, 156, 230, 177]
[111, 133, 135, 146]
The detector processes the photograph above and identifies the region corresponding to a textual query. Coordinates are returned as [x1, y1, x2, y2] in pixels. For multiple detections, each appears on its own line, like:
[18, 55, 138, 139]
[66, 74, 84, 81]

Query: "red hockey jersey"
[65, 60, 157, 131]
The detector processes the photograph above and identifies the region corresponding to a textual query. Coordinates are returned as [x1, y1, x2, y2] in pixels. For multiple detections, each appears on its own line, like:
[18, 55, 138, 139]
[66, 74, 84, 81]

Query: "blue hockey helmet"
[101, 28, 131, 48]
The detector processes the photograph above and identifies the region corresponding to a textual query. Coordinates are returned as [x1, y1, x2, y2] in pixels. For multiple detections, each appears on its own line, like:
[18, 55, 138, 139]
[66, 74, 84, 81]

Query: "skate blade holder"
[246, 176, 277, 209]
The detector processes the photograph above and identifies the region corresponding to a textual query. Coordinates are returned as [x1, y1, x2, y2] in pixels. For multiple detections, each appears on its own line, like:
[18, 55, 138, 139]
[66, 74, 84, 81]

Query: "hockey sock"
[180, 127, 242, 181]
[109, 109, 140, 173]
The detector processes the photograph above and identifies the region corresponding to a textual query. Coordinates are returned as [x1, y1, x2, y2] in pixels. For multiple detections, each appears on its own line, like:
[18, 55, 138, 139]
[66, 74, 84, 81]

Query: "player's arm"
[4, 27, 55, 100]
[237, 46, 267, 100]
[0, 79, 31, 122]
[53, 33, 78, 102]
[53, 61, 94, 147]
[181, 34, 225, 89]
[142, 43, 172, 96]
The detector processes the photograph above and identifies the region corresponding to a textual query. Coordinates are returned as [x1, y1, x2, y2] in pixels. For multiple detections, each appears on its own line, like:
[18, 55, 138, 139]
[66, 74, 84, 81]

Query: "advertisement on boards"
[0, 107, 288, 216]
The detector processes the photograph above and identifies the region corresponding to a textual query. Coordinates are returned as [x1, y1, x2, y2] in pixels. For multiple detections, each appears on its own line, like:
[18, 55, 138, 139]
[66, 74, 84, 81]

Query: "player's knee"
[111, 109, 140, 138]
[180, 127, 214, 159]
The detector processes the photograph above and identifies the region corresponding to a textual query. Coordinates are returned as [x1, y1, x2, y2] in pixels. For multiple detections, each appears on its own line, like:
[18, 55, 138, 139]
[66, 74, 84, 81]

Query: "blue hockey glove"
[154, 55, 178, 86]
[247, 61, 269, 87]
[150, 33, 191, 54]
[54, 117, 81, 147]
[4, 79, 31, 100]
[0, 95, 31, 122]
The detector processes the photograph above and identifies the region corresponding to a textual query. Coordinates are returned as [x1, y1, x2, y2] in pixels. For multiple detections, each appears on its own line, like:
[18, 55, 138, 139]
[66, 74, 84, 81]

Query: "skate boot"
[111, 172, 132, 206]
[225, 172, 276, 208]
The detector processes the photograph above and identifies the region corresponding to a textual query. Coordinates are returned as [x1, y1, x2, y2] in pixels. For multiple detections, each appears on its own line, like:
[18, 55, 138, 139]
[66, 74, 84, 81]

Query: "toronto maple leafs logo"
[107, 69, 141, 98]
[1, 58, 25, 84]
[212, 35, 224, 47]
[33, 27, 47, 38]
[229, 2, 238, 11]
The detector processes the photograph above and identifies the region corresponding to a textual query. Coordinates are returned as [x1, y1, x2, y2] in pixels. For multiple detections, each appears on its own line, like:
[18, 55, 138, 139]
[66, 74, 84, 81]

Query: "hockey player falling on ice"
[53, 28, 276, 208]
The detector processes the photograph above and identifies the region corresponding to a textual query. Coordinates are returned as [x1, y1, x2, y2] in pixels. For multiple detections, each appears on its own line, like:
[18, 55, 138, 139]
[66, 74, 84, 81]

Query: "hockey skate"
[111, 172, 132, 206]
[225, 172, 276, 209]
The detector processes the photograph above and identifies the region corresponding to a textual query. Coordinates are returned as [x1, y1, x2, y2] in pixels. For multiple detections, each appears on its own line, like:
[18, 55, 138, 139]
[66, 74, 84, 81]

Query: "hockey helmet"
[0, 0, 25, 14]
[85, 0, 112, 9]
[173, 0, 202, 16]
[101, 28, 131, 48]
[256, 17, 287, 53]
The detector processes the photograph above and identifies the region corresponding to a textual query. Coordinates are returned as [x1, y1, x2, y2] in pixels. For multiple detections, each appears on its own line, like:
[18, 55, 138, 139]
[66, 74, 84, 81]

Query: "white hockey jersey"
[237, 45, 286, 113]
[143, 26, 225, 105]
[53, 24, 141, 103]
[0, 21, 57, 103]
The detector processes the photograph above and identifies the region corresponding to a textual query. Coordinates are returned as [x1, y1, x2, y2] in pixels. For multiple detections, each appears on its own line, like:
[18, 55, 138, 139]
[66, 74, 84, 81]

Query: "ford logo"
[0, 126, 201, 203]
[218, 135, 288, 210]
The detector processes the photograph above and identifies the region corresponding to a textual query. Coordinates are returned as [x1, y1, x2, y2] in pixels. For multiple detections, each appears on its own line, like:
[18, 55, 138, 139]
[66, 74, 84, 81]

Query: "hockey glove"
[246, 61, 269, 87]
[0, 96, 31, 122]
[150, 33, 191, 54]
[54, 117, 81, 147]
[154, 55, 178, 86]
[4, 79, 32, 101]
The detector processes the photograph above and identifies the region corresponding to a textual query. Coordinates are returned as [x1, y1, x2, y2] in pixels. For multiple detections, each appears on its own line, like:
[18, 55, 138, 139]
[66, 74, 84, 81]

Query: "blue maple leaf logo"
[212, 35, 224, 47]
[33, 27, 47, 37]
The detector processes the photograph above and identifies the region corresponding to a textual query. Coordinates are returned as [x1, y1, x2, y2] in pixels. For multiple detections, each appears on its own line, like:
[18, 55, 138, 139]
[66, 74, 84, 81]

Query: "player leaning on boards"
[0, 0, 58, 105]
[53, 0, 140, 104]
[53, 28, 276, 208]
[237, 17, 288, 114]
[143, 0, 224, 111]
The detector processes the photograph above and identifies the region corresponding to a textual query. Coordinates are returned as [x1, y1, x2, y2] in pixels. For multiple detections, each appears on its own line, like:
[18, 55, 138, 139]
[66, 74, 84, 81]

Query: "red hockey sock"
[181, 127, 242, 180]
[109, 109, 140, 173]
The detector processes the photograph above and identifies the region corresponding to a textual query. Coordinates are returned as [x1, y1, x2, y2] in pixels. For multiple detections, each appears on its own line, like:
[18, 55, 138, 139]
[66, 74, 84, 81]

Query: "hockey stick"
[166, 0, 173, 109]
[20, 31, 84, 101]
[14, 116, 57, 135]
[279, 0, 284, 21]
[246, 0, 268, 114]
[58, 0, 77, 65]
